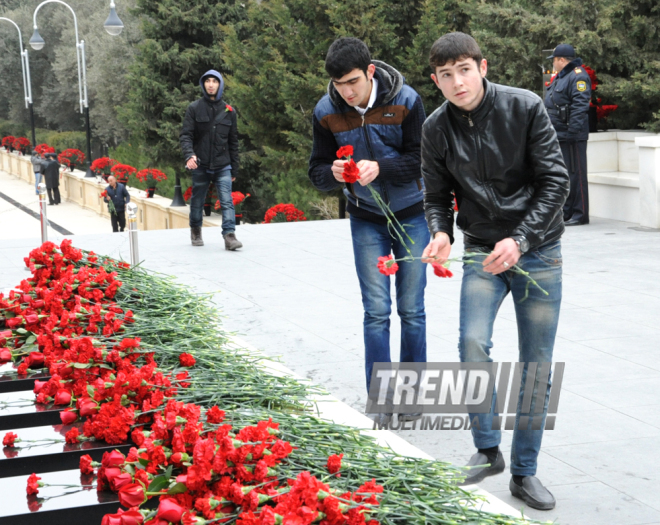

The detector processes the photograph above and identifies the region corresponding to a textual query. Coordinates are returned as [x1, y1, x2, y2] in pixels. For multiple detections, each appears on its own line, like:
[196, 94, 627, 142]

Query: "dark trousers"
[560, 141, 589, 223]
[47, 187, 61, 205]
[111, 211, 126, 232]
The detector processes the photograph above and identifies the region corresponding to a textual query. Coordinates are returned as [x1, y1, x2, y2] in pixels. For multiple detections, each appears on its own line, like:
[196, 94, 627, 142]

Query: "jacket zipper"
[466, 113, 506, 233]
[361, 113, 389, 205]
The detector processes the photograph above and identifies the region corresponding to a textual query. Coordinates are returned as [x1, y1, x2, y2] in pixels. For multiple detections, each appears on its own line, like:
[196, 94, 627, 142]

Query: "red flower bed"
[91, 157, 119, 180]
[136, 168, 167, 186]
[35, 143, 56, 156]
[13, 137, 31, 155]
[59, 149, 86, 171]
[2, 136, 16, 150]
[263, 204, 307, 224]
[111, 164, 137, 185]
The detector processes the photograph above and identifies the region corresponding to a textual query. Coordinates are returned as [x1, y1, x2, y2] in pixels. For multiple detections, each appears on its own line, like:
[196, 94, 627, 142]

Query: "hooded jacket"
[308, 61, 426, 219]
[180, 70, 239, 174]
[544, 58, 591, 142]
[422, 79, 569, 250]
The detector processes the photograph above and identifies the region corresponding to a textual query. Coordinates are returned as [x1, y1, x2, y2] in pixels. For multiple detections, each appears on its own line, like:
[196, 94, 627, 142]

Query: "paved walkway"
[1, 171, 659, 524]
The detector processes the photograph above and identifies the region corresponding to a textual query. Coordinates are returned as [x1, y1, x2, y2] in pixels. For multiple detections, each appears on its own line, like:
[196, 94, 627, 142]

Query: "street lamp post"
[29, 1, 123, 177]
[0, 17, 36, 149]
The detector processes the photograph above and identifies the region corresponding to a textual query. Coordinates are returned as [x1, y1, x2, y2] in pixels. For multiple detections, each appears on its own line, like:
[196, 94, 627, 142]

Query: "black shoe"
[191, 227, 204, 246]
[367, 413, 392, 427]
[457, 451, 505, 486]
[565, 217, 588, 226]
[509, 476, 556, 510]
[398, 412, 423, 422]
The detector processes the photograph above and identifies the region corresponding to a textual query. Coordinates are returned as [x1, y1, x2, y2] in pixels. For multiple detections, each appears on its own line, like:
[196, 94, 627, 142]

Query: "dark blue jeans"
[459, 240, 563, 476]
[350, 212, 430, 392]
[189, 168, 235, 235]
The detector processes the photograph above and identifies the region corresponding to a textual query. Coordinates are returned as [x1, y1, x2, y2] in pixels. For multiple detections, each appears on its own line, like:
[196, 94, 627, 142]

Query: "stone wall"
[0, 150, 220, 230]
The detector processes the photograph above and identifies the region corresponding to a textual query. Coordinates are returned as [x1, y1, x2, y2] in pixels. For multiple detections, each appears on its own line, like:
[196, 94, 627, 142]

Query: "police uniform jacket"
[544, 58, 591, 142]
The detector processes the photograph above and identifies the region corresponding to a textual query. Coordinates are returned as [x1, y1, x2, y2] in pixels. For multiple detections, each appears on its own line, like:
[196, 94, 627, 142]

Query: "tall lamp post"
[29, 0, 123, 177]
[0, 17, 36, 149]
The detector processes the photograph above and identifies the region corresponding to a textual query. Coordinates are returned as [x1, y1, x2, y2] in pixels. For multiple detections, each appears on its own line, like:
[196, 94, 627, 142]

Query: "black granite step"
[1, 423, 131, 478]
[0, 362, 50, 394]
[0, 469, 120, 525]
[0, 390, 62, 431]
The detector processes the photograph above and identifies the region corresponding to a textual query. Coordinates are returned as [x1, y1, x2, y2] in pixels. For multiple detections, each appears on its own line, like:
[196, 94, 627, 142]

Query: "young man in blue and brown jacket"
[308, 37, 429, 421]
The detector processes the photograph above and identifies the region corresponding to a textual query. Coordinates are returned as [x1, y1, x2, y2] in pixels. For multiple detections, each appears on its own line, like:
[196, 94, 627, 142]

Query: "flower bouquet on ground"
[12, 137, 31, 155]
[110, 163, 136, 185]
[136, 168, 167, 198]
[58, 149, 86, 171]
[264, 203, 306, 223]
[35, 143, 55, 156]
[91, 157, 118, 182]
[1, 136, 16, 151]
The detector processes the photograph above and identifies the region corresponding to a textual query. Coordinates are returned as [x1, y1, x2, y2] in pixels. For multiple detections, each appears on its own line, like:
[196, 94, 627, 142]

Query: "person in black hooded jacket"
[180, 70, 242, 250]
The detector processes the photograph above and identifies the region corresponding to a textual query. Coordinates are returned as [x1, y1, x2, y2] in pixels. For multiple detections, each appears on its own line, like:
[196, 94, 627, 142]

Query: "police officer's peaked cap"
[547, 44, 576, 59]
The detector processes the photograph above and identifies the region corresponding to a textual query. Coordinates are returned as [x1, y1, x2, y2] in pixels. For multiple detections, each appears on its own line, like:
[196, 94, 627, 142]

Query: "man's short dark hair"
[429, 32, 483, 70]
[325, 37, 371, 79]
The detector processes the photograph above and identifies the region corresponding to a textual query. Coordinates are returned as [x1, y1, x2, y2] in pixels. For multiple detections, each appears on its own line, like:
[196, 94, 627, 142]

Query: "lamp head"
[29, 27, 45, 50]
[104, 5, 124, 36]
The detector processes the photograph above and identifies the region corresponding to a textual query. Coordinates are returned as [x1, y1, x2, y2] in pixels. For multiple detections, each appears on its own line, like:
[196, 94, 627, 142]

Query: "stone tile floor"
[1, 180, 659, 524]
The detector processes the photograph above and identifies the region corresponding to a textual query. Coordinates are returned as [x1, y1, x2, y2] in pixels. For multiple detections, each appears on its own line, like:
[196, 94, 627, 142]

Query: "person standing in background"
[544, 44, 591, 226]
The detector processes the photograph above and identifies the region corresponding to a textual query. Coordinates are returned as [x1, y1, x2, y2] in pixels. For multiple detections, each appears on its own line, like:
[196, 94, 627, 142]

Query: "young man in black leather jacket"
[421, 32, 569, 511]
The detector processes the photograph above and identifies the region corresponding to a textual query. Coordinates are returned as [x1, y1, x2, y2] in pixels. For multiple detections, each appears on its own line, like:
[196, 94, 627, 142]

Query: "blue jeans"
[350, 212, 430, 392]
[459, 240, 563, 476]
[189, 168, 235, 235]
[34, 172, 41, 194]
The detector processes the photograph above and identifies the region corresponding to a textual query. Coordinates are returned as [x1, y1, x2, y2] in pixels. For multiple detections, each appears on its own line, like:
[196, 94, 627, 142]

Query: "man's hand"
[186, 156, 198, 170]
[422, 232, 452, 264]
[482, 238, 520, 275]
[356, 160, 379, 185]
[331, 160, 347, 182]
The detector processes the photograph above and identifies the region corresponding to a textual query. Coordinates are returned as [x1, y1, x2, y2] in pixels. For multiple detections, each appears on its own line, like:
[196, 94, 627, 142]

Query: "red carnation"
[80, 454, 95, 474]
[118, 483, 145, 508]
[327, 453, 343, 474]
[27, 473, 42, 495]
[336, 145, 354, 159]
[3, 432, 18, 447]
[377, 255, 398, 276]
[342, 159, 361, 183]
[431, 262, 453, 278]
[225, 104, 234, 112]
[179, 353, 196, 367]
[65, 427, 82, 443]
[206, 406, 225, 424]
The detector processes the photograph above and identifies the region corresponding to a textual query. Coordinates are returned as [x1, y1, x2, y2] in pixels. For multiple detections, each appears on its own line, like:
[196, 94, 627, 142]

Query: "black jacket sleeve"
[180, 104, 196, 162]
[122, 184, 131, 204]
[228, 110, 240, 177]
[308, 114, 342, 192]
[421, 118, 456, 244]
[566, 72, 591, 142]
[378, 95, 426, 183]
[511, 99, 570, 247]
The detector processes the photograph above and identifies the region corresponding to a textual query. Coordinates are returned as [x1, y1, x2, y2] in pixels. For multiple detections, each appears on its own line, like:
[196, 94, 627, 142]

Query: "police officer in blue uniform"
[544, 44, 591, 226]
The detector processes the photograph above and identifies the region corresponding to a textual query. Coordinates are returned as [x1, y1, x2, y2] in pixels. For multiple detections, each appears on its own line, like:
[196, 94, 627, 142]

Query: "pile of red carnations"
[91, 157, 119, 180]
[0, 241, 382, 525]
[2, 241, 539, 525]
